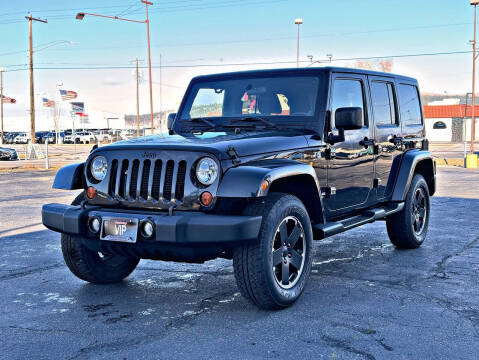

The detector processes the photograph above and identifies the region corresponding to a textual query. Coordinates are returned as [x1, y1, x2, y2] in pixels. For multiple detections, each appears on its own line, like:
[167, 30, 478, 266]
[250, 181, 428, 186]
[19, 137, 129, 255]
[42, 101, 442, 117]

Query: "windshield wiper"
[190, 117, 217, 129]
[229, 116, 277, 128]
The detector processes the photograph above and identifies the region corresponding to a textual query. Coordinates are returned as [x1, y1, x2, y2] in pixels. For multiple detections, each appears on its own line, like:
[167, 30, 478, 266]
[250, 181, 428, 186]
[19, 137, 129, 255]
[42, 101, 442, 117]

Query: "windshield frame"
[174, 70, 328, 135]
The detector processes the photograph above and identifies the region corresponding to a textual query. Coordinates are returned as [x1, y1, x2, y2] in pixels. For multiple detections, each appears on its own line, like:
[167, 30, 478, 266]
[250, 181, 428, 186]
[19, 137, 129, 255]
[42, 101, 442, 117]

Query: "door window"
[398, 84, 422, 125]
[371, 81, 397, 125]
[331, 79, 366, 128]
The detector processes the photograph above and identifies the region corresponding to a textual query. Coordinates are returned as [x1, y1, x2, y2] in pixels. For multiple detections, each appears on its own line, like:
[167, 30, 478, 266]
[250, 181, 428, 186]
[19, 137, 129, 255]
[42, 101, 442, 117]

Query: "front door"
[324, 74, 375, 216]
[368, 76, 403, 200]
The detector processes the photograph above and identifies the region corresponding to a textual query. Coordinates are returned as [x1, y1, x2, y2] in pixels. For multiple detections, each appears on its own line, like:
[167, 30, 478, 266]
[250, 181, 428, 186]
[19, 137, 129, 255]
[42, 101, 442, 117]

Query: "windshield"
[179, 76, 320, 123]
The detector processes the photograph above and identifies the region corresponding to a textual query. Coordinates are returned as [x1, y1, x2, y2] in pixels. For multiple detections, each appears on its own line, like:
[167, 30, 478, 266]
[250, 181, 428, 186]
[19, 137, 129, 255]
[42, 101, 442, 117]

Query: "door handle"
[389, 135, 403, 145]
[359, 137, 375, 148]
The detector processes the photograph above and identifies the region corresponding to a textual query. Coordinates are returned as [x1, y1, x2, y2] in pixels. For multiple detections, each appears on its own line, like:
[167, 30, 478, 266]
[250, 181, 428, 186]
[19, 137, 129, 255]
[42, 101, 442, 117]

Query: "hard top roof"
[192, 66, 417, 83]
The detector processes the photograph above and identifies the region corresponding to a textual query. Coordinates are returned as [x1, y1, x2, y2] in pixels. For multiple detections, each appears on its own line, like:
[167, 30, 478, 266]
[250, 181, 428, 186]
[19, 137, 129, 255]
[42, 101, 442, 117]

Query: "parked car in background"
[35, 131, 49, 144]
[64, 131, 95, 144]
[93, 130, 111, 143]
[44, 131, 65, 144]
[0, 146, 18, 160]
[6, 132, 18, 144]
[14, 132, 30, 144]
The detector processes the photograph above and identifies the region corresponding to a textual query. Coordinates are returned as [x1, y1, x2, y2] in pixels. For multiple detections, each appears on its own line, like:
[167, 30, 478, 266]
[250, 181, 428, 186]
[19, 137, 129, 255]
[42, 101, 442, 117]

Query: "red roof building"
[423, 104, 479, 119]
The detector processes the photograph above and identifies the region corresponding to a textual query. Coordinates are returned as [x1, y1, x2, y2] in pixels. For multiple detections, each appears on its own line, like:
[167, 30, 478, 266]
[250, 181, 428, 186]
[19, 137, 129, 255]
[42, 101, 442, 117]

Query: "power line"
[2, 50, 473, 72]
[0, 0, 288, 23]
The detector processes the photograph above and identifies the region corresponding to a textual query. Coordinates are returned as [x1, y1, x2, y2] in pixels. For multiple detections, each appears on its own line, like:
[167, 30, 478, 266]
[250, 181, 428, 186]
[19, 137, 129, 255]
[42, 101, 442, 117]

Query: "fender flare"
[52, 162, 85, 190]
[217, 161, 325, 223]
[391, 150, 436, 201]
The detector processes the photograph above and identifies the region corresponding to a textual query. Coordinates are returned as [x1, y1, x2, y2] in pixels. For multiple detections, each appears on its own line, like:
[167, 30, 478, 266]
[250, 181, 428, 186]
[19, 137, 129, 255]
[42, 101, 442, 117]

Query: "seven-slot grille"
[108, 158, 188, 202]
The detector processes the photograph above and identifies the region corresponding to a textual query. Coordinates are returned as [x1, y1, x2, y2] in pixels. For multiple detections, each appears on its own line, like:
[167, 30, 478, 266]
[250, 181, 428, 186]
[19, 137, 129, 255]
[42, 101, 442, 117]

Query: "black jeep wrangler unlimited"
[42, 67, 435, 310]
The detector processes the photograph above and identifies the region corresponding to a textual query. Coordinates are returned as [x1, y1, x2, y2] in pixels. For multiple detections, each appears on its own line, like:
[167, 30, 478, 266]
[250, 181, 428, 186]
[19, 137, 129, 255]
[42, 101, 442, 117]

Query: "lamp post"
[294, 18, 303, 68]
[76, 0, 155, 133]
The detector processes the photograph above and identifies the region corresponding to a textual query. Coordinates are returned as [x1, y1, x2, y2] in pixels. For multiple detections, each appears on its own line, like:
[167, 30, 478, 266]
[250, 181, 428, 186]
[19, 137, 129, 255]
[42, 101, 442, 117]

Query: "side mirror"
[334, 107, 363, 130]
[326, 107, 363, 145]
[167, 113, 176, 135]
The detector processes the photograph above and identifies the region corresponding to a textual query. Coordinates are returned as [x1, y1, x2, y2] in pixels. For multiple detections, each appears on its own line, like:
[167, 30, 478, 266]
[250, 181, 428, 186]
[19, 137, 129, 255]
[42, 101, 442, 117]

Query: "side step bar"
[313, 202, 404, 240]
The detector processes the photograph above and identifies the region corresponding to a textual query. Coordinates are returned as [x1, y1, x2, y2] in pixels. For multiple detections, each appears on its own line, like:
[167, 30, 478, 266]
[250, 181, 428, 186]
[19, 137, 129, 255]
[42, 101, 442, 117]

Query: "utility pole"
[142, 0, 154, 134]
[472, 2, 478, 154]
[0, 68, 4, 145]
[134, 58, 144, 137]
[26, 14, 47, 144]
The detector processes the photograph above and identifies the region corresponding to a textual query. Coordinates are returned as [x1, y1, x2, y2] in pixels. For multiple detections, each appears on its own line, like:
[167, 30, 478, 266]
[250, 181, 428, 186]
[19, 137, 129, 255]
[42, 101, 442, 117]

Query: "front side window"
[371, 81, 397, 125]
[331, 79, 366, 128]
[180, 76, 320, 121]
[398, 84, 422, 126]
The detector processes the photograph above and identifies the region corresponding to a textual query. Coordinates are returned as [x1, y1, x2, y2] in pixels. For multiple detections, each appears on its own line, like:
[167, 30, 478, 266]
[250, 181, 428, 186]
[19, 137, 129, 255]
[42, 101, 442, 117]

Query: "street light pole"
[295, 18, 303, 68]
[26, 14, 47, 145]
[76, 0, 155, 133]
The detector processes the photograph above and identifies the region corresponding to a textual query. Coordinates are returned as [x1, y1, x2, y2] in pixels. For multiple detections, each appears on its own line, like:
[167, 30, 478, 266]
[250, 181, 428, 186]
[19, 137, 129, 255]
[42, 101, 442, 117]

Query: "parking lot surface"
[0, 166, 478, 359]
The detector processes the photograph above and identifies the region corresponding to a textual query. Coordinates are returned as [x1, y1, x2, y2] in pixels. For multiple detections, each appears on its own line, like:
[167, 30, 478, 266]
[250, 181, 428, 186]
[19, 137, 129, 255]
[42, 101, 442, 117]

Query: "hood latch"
[226, 146, 241, 165]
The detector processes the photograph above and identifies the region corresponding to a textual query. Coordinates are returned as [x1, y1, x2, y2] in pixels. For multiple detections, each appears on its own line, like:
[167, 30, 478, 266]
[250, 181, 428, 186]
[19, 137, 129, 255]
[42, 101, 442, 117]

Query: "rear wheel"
[233, 193, 313, 310]
[386, 174, 430, 249]
[61, 193, 140, 284]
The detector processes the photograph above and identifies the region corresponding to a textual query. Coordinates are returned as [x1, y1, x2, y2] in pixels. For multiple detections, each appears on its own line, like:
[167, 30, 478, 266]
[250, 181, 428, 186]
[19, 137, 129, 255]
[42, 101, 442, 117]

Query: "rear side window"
[331, 79, 366, 127]
[371, 81, 397, 125]
[398, 84, 422, 126]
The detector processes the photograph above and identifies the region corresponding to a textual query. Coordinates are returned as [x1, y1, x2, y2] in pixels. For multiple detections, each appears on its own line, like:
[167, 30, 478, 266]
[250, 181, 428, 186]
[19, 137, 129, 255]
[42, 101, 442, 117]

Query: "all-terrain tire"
[61, 193, 140, 284]
[233, 193, 313, 310]
[386, 174, 430, 249]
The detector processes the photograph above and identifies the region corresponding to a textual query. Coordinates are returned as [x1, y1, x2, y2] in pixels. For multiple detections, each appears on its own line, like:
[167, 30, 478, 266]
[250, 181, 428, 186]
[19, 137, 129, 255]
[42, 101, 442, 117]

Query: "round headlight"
[196, 157, 218, 185]
[90, 156, 108, 181]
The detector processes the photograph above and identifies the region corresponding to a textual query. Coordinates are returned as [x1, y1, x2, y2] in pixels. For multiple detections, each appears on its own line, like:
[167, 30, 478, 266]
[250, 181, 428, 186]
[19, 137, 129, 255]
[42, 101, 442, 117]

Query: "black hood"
[97, 130, 310, 160]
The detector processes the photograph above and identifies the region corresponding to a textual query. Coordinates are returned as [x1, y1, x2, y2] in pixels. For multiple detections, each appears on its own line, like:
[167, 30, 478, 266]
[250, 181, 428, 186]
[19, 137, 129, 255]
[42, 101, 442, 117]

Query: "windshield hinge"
[226, 146, 241, 165]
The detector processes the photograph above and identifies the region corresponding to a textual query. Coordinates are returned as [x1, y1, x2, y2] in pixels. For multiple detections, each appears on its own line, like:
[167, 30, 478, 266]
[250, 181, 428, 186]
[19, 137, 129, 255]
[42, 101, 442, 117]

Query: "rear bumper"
[42, 203, 262, 245]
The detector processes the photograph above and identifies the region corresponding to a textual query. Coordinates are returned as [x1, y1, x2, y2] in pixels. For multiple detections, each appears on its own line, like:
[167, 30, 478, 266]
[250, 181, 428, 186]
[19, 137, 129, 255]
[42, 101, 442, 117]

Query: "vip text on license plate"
[100, 217, 138, 243]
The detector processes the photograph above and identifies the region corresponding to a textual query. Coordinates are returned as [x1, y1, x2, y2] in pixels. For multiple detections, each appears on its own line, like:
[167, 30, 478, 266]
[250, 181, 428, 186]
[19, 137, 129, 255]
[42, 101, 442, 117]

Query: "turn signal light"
[200, 191, 213, 206]
[86, 186, 96, 199]
[261, 179, 270, 191]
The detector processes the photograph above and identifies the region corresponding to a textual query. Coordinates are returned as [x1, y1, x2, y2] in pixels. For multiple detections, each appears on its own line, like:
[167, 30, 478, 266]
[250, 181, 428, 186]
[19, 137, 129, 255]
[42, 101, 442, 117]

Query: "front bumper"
[42, 203, 262, 245]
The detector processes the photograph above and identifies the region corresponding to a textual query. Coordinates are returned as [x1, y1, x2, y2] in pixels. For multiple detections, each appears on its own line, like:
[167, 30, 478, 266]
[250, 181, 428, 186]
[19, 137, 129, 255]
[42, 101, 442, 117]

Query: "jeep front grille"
[108, 158, 188, 202]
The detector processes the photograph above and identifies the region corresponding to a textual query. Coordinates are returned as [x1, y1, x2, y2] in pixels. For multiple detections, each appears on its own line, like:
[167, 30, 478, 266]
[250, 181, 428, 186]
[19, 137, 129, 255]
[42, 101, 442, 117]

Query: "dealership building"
[423, 99, 479, 142]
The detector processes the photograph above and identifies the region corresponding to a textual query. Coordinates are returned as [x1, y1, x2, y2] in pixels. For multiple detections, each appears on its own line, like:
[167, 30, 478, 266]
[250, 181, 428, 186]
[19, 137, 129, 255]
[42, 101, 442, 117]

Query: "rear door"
[368, 76, 403, 200]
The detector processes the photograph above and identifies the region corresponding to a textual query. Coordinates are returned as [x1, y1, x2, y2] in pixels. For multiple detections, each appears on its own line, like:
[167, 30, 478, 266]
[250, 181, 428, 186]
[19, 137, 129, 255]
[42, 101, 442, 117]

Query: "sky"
[0, 0, 476, 130]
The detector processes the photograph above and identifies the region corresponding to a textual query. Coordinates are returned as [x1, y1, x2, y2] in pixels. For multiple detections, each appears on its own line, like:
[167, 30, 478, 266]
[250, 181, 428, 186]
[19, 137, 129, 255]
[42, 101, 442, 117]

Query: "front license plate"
[100, 217, 138, 243]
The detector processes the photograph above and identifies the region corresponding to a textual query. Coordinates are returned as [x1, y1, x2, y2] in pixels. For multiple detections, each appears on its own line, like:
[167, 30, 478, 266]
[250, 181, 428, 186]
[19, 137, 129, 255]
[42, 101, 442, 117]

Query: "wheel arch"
[53, 162, 85, 190]
[391, 150, 436, 201]
[217, 161, 325, 224]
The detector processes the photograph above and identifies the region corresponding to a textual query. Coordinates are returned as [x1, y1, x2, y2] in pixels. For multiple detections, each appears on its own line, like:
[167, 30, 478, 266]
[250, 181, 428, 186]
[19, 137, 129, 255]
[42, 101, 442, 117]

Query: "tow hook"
[168, 204, 177, 216]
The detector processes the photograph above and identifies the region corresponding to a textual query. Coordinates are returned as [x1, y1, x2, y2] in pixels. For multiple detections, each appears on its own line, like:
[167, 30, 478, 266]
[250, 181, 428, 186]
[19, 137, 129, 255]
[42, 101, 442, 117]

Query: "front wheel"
[233, 193, 313, 310]
[386, 174, 430, 249]
[61, 193, 140, 284]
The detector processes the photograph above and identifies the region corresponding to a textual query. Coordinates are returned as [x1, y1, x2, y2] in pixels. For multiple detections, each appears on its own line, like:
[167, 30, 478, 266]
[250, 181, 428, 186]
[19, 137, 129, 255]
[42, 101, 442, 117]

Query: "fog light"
[89, 217, 101, 234]
[200, 191, 213, 206]
[86, 186, 96, 199]
[141, 220, 154, 238]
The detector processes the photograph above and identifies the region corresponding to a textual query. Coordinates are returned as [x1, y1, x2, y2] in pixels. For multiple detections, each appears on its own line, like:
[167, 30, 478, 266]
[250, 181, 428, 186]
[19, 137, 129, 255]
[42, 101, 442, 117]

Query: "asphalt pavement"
[0, 166, 478, 359]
